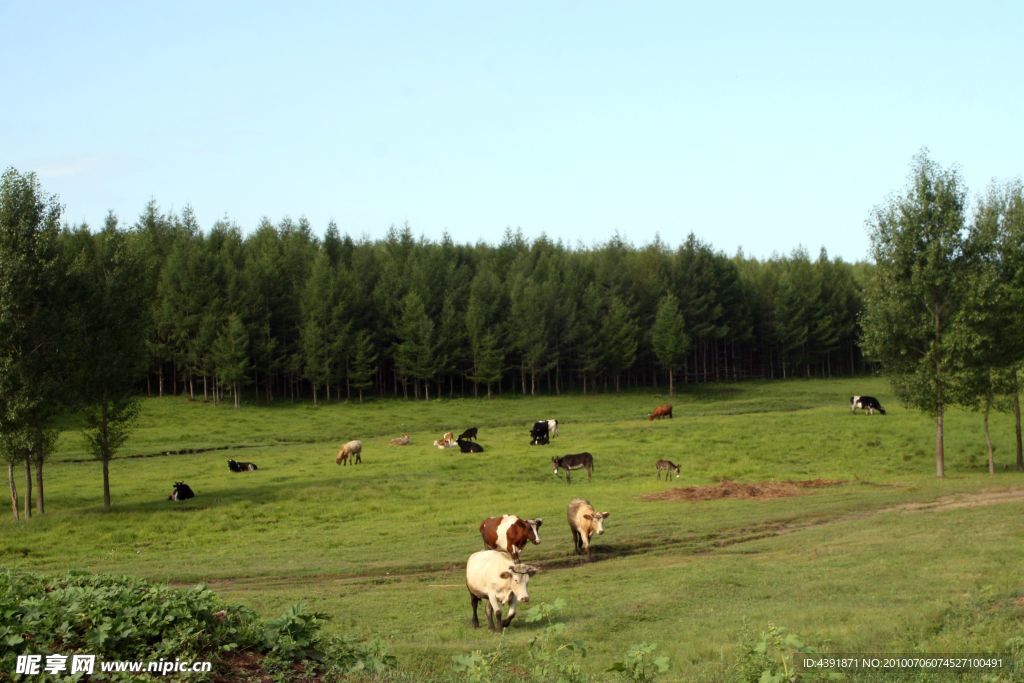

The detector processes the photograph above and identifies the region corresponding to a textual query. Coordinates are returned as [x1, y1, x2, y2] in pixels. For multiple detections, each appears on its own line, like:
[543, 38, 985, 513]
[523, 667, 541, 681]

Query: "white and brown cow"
[479, 515, 543, 560]
[546, 419, 559, 439]
[433, 431, 456, 449]
[465, 549, 539, 631]
[567, 498, 610, 561]
[335, 440, 363, 465]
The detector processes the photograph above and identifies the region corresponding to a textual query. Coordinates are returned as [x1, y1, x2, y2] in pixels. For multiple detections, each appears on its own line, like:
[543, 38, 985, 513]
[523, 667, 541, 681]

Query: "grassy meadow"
[4, 378, 1024, 680]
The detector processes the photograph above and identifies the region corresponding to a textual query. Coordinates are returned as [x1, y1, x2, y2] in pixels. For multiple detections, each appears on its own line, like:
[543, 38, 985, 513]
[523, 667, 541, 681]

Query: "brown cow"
[648, 404, 673, 421]
[567, 498, 609, 561]
[480, 515, 543, 560]
[335, 440, 363, 465]
[390, 433, 411, 446]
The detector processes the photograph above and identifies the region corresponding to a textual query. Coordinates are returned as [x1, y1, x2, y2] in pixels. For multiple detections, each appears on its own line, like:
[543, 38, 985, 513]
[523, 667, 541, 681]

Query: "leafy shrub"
[735, 620, 817, 682]
[0, 570, 393, 680]
[607, 642, 670, 682]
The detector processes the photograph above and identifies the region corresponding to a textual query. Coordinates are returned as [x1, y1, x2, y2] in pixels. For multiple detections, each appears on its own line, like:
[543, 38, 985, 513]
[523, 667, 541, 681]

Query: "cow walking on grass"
[466, 549, 539, 631]
[567, 498, 609, 561]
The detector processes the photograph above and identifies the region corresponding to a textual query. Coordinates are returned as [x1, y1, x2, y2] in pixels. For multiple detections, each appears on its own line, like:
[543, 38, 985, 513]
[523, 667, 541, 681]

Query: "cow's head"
[526, 518, 543, 544]
[584, 511, 610, 535]
[500, 564, 539, 602]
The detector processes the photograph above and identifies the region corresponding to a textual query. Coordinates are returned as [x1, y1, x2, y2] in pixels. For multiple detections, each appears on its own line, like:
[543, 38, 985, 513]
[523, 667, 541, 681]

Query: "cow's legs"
[571, 528, 583, 553]
[501, 596, 517, 628]
[470, 594, 481, 628]
[486, 595, 502, 631]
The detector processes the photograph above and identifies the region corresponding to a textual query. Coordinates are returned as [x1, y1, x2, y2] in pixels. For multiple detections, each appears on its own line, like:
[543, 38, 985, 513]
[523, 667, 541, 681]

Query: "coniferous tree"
[651, 293, 690, 395]
[348, 329, 378, 402]
[213, 314, 251, 409]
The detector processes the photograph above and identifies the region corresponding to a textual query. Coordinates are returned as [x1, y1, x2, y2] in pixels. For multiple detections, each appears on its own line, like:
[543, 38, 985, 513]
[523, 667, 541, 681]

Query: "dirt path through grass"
[202, 486, 1024, 595]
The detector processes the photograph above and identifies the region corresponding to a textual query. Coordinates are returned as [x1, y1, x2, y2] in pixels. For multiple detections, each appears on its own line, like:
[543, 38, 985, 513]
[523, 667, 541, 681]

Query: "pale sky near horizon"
[2, 1, 1021, 262]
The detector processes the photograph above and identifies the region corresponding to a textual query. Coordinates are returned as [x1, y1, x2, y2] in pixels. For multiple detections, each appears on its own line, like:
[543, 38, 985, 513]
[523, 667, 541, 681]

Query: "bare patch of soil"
[642, 478, 846, 502]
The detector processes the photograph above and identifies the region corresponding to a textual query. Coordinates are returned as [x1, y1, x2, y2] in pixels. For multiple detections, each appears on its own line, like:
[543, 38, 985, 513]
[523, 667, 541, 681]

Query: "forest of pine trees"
[74, 201, 870, 404]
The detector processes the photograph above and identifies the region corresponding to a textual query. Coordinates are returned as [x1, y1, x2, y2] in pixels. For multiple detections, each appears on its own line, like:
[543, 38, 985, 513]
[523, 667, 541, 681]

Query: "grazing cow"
[655, 459, 681, 479]
[530, 420, 550, 445]
[227, 459, 258, 472]
[546, 419, 559, 439]
[465, 549, 540, 631]
[457, 437, 484, 454]
[551, 452, 594, 483]
[390, 433, 411, 446]
[648, 404, 673, 421]
[458, 427, 479, 441]
[851, 395, 887, 415]
[479, 515, 543, 560]
[433, 431, 456, 449]
[335, 440, 363, 465]
[566, 498, 610, 561]
[168, 481, 195, 501]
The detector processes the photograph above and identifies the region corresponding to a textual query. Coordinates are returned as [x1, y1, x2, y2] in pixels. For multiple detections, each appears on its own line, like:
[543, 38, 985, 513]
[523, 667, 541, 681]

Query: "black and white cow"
[530, 420, 550, 445]
[850, 395, 887, 415]
[227, 459, 258, 472]
[168, 482, 195, 501]
[457, 437, 484, 453]
[552, 452, 594, 483]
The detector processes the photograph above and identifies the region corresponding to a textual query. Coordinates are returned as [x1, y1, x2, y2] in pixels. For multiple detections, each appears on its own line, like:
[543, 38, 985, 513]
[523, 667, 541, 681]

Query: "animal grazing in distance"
[465, 549, 539, 631]
[227, 459, 258, 472]
[458, 427, 478, 441]
[656, 459, 681, 479]
[648, 404, 673, 421]
[850, 395, 886, 415]
[335, 440, 363, 465]
[457, 437, 484, 453]
[479, 515, 543, 560]
[390, 433, 411, 446]
[567, 498, 609, 561]
[552, 452, 594, 483]
[168, 481, 195, 501]
[530, 420, 550, 445]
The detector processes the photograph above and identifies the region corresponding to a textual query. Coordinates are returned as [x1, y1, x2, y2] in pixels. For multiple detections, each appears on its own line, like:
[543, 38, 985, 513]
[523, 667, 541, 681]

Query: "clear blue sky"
[2, 1, 1021, 261]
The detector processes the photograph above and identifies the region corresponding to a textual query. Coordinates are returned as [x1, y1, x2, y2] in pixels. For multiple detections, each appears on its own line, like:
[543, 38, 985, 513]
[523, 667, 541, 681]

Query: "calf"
[168, 481, 195, 501]
[479, 515, 543, 560]
[465, 549, 539, 631]
[530, 420, 550, 445]
[433, 431, 456, 449]
[655, 459, 681, 479]
[227, 459, 258, 472]
[552, 452, 594, 483]
[648, 403, 673, 421]
[566, 498, 610, 561]
[457, 437, 484, 453]
[458, 427, 479, 441]
[851, 395, 887, 415]
[390, 433, 411, 446]
[335, 440, 363, 465]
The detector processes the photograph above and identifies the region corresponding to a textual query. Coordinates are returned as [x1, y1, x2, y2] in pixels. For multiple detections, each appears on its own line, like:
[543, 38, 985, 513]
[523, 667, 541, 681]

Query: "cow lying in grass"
[168, 482, 195, 501]
[227, 459, 257, 472]
[390, 433, 411, 446]
[457, 437, 484, 453]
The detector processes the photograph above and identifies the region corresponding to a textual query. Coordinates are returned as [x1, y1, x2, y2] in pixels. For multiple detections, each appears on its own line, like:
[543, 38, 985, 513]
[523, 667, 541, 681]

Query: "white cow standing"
[567, 498, 610, 561]
[465, 550, 540, 631]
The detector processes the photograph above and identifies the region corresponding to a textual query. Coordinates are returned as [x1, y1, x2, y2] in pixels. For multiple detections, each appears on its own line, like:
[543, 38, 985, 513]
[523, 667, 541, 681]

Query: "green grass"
[5, 378, 1024, 680]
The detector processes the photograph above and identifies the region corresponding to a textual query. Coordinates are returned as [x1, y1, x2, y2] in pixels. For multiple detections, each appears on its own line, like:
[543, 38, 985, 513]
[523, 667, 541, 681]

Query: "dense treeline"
[109, 204, 871, 403]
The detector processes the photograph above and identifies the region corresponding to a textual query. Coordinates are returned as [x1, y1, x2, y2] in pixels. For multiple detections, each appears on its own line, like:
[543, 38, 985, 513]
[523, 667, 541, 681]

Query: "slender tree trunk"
[935, 392, 945, 479]
[668, 367, 674, 396]
[984, 406, 995, 475]
[23, 456, 32, 518]
[35, 457, 44, 514]
[1014, 388, 1023, 471]
[158, 366, 164, 397]
[8, 462, 19, 522]
[102, 457, 111, 508]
